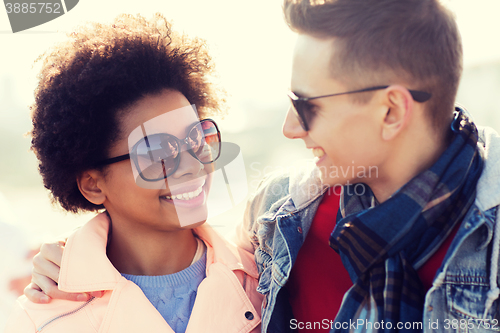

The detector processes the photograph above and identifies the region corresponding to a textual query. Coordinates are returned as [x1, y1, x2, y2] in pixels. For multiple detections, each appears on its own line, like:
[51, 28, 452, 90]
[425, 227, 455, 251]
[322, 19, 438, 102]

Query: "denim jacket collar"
[288, 163, 327, 211]
[473, 126, 500, 316]
[475, 126, 500, 212]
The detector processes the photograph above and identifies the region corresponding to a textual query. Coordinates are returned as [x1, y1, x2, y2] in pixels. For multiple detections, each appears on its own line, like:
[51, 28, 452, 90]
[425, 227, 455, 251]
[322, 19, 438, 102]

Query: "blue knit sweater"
[122, 250, 207, 333]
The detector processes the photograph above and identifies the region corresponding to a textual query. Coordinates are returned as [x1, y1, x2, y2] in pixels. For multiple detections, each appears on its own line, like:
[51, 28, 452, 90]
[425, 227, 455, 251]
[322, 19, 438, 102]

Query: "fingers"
[39, 241, 65, 268]
[29, 271, 93, 302]
[90, 291, 105, 298]
[24, 241, 65, 304]
[24, 283, 51, 303]
[33, 252, 61, 283]
[24, 276, 105, 303]
[26, 240, 105, 303]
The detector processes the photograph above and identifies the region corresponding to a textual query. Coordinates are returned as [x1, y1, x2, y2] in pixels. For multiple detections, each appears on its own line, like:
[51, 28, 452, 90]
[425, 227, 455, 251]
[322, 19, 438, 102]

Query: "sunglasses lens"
[189, 120, 221, 163]
[290, 101, 309, 131]
[132, 120, 220, 182]
[135, 134, 180, 180]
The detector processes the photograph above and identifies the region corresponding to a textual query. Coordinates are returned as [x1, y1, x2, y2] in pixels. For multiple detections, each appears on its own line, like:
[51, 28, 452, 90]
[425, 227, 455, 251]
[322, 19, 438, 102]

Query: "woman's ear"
[77, 170, 106, 205]
[381, 85, 414, 141]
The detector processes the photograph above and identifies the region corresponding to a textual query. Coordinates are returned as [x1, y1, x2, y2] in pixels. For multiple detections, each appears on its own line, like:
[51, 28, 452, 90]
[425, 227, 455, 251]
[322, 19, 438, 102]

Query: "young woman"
[5, 14, 262, 333]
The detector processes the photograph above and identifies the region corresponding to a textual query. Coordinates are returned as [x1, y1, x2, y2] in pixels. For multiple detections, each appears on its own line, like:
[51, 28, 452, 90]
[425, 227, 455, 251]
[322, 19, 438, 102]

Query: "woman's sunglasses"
[288, 85, 432, 131]
[97, 119, 221, 182]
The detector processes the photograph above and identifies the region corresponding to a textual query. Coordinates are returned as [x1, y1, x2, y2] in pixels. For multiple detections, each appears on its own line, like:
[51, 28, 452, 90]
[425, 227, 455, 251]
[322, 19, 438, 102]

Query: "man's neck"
[368, 125, 452, 203]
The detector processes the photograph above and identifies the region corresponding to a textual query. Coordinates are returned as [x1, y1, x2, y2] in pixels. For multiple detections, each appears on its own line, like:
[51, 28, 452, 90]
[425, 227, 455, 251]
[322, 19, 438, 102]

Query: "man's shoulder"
[238, 164, 325, 250]
[248, 170, 292, 214]
[246, 162, 324, 218]
[476, 126, 500, 212]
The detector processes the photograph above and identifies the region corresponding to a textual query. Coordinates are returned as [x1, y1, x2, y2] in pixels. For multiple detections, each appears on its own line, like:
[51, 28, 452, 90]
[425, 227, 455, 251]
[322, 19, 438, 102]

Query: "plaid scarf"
[329, 108, 483, 332]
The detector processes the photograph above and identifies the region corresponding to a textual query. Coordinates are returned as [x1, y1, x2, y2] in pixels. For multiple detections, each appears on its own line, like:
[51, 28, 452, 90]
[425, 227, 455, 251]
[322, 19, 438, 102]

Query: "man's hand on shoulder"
[24, 240, 104, 303]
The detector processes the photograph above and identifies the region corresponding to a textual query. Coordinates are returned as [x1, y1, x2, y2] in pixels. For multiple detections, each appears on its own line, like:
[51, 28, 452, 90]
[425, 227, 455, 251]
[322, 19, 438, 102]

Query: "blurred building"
[457, 60, 500, 132]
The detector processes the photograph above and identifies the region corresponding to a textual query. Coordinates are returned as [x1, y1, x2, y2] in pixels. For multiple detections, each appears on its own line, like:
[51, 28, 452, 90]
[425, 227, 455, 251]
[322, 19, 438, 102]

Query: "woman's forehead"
[127, 104, 200, 146]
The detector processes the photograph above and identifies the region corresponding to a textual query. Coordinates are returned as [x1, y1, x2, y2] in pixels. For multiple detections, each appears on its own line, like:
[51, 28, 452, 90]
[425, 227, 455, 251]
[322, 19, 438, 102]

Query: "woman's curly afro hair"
[31, 13, 225, 213]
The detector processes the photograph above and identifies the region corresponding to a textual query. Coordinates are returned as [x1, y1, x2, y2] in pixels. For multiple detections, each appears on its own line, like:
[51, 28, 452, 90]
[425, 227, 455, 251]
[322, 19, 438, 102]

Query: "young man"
[25, 0, 500, 332]
[237, 0, 499, 331]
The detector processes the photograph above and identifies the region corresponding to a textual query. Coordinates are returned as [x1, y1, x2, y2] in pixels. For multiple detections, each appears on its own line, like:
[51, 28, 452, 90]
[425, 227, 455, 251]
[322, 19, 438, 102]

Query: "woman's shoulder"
[4, 295, 98, 333]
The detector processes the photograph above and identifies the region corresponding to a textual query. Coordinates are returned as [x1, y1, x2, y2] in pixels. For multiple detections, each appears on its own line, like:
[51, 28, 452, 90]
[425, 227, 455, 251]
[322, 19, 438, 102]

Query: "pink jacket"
[5, 213, 263, 333]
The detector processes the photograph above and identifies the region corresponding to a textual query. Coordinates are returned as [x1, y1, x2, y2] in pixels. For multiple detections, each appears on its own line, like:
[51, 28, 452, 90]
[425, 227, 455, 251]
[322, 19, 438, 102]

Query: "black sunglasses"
[288, 85, 432, 131]
[97, 119, 221, 182]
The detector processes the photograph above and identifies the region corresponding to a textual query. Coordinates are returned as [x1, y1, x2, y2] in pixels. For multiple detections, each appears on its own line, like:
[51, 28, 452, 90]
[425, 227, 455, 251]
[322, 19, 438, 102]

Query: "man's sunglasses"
[97, 119, 221, 182]
[287, 85, 432, 131]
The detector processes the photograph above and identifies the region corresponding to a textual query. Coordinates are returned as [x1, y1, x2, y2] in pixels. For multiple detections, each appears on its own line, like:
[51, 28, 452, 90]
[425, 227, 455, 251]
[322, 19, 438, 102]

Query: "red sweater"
[286, 190, 459, 332]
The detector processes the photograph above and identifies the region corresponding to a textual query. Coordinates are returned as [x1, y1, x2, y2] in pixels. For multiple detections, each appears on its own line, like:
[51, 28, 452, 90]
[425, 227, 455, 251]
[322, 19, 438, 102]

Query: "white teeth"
[312, 147, 325, 158]
[163, 186, 203, 201]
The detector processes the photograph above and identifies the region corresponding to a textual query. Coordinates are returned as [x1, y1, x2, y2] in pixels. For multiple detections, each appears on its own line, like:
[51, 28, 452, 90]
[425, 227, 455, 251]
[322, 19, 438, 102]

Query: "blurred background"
[0, 0, 499, 329]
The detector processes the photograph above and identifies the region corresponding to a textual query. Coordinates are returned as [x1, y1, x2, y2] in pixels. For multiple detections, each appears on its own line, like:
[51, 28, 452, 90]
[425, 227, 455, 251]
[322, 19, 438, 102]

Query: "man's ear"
[77, 170, 106, 206]
[381, 85, 414, 141]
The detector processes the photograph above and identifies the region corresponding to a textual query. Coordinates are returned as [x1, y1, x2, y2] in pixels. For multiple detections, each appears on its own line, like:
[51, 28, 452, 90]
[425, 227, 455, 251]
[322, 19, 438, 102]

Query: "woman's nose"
[170, 149, 204, 180]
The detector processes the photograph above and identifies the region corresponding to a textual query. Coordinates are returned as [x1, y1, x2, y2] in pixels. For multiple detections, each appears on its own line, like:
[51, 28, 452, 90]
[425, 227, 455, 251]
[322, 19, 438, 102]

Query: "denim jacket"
[237, 126, 500, 332]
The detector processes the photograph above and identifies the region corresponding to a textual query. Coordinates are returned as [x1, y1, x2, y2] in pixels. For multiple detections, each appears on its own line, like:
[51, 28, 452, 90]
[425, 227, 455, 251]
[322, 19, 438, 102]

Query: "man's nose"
[283, 106, 308, 139]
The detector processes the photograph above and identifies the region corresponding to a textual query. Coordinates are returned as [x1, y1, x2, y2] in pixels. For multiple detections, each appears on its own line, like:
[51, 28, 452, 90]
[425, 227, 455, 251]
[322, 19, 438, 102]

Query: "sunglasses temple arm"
[140, 124, 156, 163]
[161, 159, 167, 179]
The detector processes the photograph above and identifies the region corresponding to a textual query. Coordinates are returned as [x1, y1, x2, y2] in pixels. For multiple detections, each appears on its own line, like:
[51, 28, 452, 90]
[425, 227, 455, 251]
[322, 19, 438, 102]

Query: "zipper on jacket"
[36, 296, 96, 332]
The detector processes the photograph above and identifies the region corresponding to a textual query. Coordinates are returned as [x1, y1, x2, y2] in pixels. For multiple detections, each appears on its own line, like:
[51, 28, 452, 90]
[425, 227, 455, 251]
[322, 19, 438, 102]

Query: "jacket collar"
[58, 213, 120, 292]
[288, 162, 327, 210]
[58, 213, 258, 293]
[475, 126, 500, 212]
[194, 224, 259, 278]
